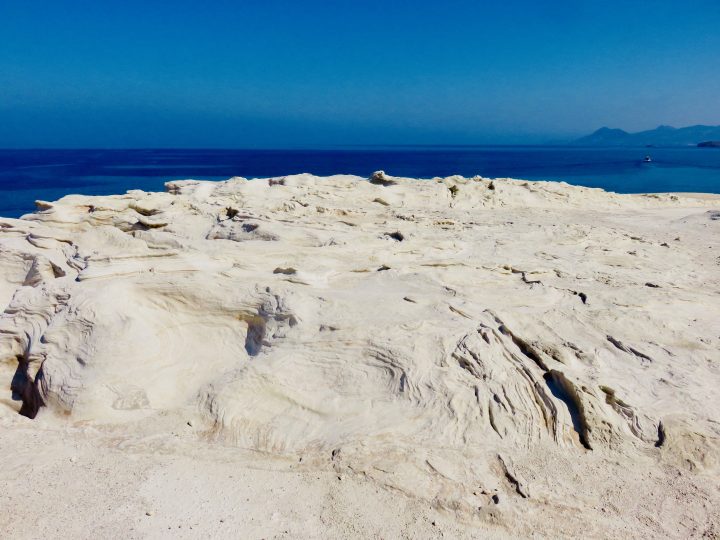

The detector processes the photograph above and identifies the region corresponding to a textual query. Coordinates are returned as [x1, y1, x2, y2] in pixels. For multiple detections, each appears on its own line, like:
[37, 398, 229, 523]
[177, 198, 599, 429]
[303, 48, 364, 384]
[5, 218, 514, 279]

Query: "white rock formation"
[1, 173, 718, 537]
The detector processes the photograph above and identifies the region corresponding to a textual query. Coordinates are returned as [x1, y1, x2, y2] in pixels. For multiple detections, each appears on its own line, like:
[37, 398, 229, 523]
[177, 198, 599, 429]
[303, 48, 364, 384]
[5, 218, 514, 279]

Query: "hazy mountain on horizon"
[572, 124, 720, 146]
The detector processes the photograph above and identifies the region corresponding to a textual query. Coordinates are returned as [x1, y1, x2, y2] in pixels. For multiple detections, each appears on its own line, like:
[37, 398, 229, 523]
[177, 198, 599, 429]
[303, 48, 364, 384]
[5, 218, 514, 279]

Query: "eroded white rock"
[1, 173, 719, 523]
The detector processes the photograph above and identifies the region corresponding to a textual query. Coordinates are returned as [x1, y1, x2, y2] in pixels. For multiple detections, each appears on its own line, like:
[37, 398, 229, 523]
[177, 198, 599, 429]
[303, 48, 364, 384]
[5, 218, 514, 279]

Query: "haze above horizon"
[1, 0, 719, 148]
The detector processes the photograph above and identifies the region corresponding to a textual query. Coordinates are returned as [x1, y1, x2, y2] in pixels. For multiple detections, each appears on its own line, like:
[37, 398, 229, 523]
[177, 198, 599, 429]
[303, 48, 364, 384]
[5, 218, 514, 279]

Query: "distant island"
[698, 141, 720, 148]
[572, 124, 720, 146]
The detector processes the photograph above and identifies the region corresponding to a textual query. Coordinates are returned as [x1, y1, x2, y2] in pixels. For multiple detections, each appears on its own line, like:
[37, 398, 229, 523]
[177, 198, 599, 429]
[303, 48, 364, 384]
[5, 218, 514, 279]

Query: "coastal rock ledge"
[1, 173, 719, 538]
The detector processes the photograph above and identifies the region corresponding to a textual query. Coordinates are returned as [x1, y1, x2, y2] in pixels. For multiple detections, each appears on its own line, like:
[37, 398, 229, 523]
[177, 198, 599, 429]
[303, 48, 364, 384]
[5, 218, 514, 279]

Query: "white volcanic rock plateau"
[1, 172, 719, 538]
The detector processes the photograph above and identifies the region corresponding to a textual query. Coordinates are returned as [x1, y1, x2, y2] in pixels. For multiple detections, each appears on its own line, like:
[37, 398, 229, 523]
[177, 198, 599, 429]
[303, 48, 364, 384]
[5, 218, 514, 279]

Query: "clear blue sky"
[1, 0, 719, 147]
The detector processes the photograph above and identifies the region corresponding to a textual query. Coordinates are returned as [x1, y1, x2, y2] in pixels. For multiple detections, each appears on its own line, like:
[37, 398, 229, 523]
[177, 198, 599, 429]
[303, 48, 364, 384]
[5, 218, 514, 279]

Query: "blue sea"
[1, 147, 719, 218]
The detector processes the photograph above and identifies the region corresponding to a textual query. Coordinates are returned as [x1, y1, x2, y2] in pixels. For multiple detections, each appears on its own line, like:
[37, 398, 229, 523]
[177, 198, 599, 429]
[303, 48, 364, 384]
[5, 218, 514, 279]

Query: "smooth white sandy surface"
[1, 172, 719, 538]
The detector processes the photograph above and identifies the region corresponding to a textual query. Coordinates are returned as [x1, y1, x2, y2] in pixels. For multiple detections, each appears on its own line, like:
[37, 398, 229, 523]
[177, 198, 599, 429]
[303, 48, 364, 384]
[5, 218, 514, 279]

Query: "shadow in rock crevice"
[10, 357, 44, 419]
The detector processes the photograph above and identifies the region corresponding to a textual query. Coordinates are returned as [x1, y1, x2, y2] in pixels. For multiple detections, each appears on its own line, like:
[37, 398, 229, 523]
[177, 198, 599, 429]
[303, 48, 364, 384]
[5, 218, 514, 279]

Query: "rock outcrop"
[1, 173, 719, 537]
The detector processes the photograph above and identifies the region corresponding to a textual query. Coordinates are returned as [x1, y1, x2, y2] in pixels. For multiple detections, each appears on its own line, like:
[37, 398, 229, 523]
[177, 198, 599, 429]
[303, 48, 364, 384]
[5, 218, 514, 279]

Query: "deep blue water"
[1, 147, 719, 217]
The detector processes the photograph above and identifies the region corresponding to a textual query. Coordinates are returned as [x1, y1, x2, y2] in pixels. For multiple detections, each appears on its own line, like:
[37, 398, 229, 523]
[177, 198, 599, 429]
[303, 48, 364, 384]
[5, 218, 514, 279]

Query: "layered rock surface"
[1, 173, 719, 538]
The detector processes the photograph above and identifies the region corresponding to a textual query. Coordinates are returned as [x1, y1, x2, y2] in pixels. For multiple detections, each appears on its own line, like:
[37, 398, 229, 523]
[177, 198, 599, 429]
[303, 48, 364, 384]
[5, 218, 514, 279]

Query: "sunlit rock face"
[1, 173, 718, 533]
